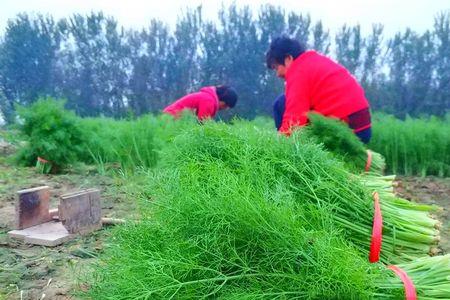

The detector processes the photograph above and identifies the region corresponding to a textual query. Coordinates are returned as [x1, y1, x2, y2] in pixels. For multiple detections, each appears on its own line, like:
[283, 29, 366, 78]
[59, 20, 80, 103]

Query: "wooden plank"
[15, 186, 51, 229]
[59, 189, 102, 234]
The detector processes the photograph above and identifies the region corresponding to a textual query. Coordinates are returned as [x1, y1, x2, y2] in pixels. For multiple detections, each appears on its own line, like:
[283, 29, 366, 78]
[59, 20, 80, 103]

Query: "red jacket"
[280, 50, 370, 135]
[163, 86, 219, 120]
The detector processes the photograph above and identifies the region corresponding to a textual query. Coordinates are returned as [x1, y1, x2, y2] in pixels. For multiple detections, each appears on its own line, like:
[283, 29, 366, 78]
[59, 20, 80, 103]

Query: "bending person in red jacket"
[266, 36, 372, 143]
[163, 85, 238, 121]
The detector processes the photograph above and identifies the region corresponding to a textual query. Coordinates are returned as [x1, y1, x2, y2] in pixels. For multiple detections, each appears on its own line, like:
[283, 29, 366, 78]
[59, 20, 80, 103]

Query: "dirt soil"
[0, 157, 137, 300]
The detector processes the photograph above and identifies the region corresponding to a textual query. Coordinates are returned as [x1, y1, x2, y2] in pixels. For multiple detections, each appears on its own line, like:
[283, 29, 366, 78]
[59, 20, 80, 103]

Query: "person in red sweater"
[163, 85, 238, 121]
[266, 36, 372, 143]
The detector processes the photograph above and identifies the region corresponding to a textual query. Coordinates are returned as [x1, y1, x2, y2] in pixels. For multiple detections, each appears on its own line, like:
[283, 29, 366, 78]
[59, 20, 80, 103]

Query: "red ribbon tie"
[387, 265, 417, 300]
[369, 191, 383, 263]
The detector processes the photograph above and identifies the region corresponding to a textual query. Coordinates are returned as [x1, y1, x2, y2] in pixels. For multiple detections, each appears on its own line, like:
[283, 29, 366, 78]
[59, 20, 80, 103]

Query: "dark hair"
[216, 85, 238, 108]
[266, 36, 306, 69]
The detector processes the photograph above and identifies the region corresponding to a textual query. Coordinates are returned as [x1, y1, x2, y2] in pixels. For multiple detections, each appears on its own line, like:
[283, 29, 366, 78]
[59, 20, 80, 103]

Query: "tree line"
[0, 5, 449, 123]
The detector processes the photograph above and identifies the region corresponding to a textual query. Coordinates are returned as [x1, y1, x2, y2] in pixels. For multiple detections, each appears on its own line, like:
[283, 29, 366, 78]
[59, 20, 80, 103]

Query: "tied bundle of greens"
[85, 166, 382, 299]
[359, 174, 441, 258]
[85, 121, 449, 299]
[295, 114, 441, 259]
[163, 121, 440, 262]
[303, 113, 385, 174]
[376, 255, 450, 299]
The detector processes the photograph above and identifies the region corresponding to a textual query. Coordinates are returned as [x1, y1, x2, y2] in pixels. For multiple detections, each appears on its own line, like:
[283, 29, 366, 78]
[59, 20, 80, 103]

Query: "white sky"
[0, 0, 449, 37]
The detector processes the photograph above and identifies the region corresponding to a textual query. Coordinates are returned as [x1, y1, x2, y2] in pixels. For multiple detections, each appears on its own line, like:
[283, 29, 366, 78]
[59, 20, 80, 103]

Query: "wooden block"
[15, 186, 51, 229]
[59, 189, 102, 234]
[8, 221, 74, 247]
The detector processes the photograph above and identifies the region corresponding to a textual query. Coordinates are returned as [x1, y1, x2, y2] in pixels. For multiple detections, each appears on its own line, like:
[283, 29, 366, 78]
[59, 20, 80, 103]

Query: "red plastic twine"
[37, 156, 49, 163]
[365, 150, 372, 172]
[387, 265, 417, 300]
[369, 191, 383, 263]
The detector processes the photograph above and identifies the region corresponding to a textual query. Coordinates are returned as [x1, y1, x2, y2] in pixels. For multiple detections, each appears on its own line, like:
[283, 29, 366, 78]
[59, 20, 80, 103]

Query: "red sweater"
[163, 86, 219, 120]
[280, 50, 370, 135]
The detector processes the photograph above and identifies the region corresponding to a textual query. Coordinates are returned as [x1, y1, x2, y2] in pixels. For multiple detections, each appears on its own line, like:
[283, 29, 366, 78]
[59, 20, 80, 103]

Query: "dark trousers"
[272, 94, 371, 144]
[273, 94, 286, 131]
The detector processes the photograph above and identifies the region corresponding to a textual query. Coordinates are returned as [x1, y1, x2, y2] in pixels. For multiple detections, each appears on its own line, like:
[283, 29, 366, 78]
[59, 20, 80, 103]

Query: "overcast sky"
[0, 0, 449, 37]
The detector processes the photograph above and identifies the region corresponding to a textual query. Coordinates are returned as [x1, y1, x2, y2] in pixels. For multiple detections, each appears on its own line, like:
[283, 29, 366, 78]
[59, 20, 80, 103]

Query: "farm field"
[0, 158, 137, 299]
[1, 167, 449, 299]
[1, 102, 449, 299]
[1, 4, 450, 299]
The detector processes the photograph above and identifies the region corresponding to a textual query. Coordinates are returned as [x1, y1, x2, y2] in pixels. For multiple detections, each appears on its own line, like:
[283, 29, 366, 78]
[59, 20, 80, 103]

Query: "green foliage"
[302, 113, 384, 174]
[85, 122, 386, 299]
[2, 8, 449, 122]
[16, 98, 86, 172]
[305, 113, 366, 157]
[81, 116, 159, 173]
[335, 24, 363, 77]
[86, 195, 380, 298]
[0, 14, 59, 122]
[12, 96, 198, 174]
[79, 112, 198, 174]
[58, 12, 130, 117]
[370, 114, 450, 176]
[86, 121, 448, 299]
[167, 121, 439, 261]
